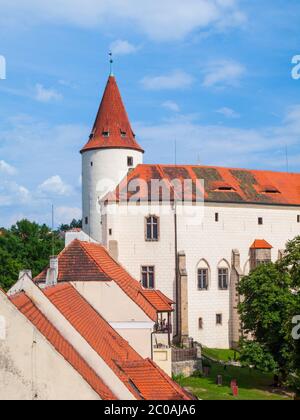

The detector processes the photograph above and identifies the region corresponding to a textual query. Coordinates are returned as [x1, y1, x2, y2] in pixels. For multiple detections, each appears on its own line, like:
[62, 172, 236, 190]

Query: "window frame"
[127, 156, 134, 167]
[141, 266, 155, 290]
[218, 267, 229, 290]
[197, 268, 209, 291]
[145, 215, 160, 242]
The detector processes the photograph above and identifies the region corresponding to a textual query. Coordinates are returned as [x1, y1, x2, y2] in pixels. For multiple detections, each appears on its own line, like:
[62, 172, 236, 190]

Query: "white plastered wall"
[104, 201, 300, 348]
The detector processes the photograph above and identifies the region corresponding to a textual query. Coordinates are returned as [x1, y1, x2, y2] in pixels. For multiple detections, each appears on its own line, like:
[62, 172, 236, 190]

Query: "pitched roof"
[35, 240, 173, 321]
[43, 283, 191, 400]
[81, 76, 144, 154]
[108, 164, 300, 206]
[250, 239, 273, 249]
[10, 292, 116, 400]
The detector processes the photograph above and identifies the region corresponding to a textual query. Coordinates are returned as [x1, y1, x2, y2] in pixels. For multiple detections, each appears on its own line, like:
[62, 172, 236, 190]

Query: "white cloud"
[55, 206, 81, 225]
[110, 40, 139, 56]
[0, 181, 31, 207]
[202, 60, 245, 88]
[35, 84, 63, 103]
[216, 107, 240, 118]
[162, 101, 180, 113]
[0, 0, 245, 41]
[141, 70, 194, 90]
[135, 105, 300, 170]
[38, 176, 73, 196]
[0, 160, 17, 175]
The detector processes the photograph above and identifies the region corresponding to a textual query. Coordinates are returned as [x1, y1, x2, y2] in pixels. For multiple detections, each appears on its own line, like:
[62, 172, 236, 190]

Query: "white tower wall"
[82, 148, 143, 243]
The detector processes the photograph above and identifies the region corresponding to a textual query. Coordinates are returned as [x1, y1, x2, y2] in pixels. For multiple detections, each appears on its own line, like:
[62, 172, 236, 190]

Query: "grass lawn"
[202, 348, 240, 362]
[176, 362, 292, 400]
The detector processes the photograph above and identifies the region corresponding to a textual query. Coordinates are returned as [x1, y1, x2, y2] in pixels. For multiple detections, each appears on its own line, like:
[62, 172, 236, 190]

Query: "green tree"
[59, 219, 82, 232]
[238, 238, 300, 388]
[0, 220, 64, 291]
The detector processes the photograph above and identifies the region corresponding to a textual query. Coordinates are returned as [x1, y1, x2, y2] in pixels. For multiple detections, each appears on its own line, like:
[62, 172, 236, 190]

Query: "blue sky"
[0, 0, 300, 228]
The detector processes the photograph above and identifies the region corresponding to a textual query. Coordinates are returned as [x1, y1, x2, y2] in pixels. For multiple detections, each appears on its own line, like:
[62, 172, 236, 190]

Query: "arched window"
[145, 216, 159, 241]
[197, 259, 210, 291]
[217, 259, 230, 290]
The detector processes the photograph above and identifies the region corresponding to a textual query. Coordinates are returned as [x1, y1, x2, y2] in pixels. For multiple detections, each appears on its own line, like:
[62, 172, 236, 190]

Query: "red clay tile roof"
[35, 240, 173, 321]
[119, 359, 193, 400]
[35, 240, 112, 283]
[43, 283, 190, 400]
[10, 292, 116, 400]
[141, 290, 174, 313]
[81, 76, 144, 154]
[108, 164, 300, 206]
[250, 239, 273, 249]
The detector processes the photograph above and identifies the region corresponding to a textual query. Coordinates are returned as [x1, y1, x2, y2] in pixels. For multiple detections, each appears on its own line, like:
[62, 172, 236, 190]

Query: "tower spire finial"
[109, 51, 114, 76]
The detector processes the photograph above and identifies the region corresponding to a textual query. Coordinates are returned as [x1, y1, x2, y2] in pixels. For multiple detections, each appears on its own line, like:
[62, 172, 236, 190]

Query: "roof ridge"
[10, 291, 116, 400]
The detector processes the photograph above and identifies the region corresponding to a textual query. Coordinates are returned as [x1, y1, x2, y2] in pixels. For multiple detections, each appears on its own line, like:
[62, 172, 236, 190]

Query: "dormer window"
[261, 186, 281, 194]
[216, 186, 235, 192]
[120, 130, 127, 138]
[211, 181, 236, 192]
[102, 131, 110, 138]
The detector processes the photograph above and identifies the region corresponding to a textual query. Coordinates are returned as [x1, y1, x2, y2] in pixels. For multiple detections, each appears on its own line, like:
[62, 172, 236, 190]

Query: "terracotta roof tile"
[250, 239, 273, 249]
[110, 164, 300, 206]
[35, 240, 112, 283]
[43, 283, 190, 400]
[35, 240, 173, 321]
[81, 76, 143, 154]
[10, 292, 116, 400]
[120, 359, 192, 400]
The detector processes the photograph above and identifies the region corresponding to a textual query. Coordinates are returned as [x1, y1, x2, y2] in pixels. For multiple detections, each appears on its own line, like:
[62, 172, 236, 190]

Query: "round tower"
[80, 75, 144, 243]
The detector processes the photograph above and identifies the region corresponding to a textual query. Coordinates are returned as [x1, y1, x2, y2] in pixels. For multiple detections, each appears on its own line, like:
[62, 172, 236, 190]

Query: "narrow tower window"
[215, 213, 219, 222]
[127, 156, 134, 167]
[258, 217, 263, 225]
[216, 314, 223, 325]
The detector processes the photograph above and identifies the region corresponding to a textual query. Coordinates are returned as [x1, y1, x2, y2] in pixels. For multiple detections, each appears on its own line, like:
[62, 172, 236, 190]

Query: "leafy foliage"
[0, 220, 64, 291]
[59, 219, 82, 232]
[238, 238, 300, 388]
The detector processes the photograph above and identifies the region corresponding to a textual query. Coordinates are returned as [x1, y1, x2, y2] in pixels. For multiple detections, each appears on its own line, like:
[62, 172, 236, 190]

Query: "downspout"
[174, 200, 180, 340]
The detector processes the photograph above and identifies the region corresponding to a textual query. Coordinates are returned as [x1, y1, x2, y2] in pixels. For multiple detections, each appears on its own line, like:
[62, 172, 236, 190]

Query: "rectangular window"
[127, 156, 134, 167]
[216, 314, 223, 325]
[258, 217, 263, 225]
[198, 318, 203, 330]
[141, 266, 155, 289]
[215, 213, 219, 222]
[297, 215, 300, 223]
[146, 216, 159, 241]
[109, 229, 112, 236]
[85, 217, 88, 225]
[198, 269, 208, 290]
[218, 268, 229, 290]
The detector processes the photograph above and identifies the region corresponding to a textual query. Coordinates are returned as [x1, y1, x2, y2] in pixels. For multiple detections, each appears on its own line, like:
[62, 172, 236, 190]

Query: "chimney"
[46, 256, 59, 286]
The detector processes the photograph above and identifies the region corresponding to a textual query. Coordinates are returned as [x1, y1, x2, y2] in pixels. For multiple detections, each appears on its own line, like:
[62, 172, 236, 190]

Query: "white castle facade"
[78, 75, 300, 349]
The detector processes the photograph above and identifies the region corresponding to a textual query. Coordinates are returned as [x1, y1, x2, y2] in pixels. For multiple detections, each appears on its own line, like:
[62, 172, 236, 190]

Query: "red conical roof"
[81, 76, 144, 153]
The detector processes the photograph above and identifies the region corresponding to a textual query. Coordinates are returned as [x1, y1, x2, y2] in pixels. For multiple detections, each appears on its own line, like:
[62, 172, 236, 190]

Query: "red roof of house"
[35, 240, 173, 321]
[108, 164, 300, 206]
[43, 283, 191, 400]
[250, 240, 273, 249]
[10, 292, 116, 400]
[81, 76, 144, 154]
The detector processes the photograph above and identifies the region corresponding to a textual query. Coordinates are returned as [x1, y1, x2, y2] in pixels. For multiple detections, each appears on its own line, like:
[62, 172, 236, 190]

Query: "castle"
[76, 74, 300, 350]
